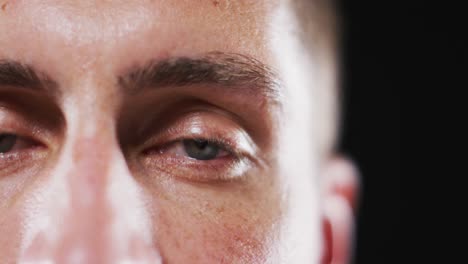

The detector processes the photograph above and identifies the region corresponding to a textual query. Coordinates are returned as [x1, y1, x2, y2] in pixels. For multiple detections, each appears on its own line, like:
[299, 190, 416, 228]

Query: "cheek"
[0, 163, 52, 262]
[0, 207, 23, 263]
[154, 206, 272, 263]
[145, 180, 281, 263]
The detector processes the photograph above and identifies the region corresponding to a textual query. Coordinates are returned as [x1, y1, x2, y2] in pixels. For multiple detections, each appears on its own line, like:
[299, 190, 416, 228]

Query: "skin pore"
[0, 0, 357, 263]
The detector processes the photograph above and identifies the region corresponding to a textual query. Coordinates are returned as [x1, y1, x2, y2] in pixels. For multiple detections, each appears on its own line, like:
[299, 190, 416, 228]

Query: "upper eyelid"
[0, 111, 31, 137]
[0, 94, 63, 141]
[0, 118, 47, 144]
[136, 110, 245, 145]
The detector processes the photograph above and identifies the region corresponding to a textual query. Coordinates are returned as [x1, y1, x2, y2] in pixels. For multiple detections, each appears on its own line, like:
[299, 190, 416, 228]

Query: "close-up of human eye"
[134, 110, 259, 183]
[0, 100, 56, 176]
[0, 132, 46, 174]
[140, 133, 256, 183]
[0, 133, 39, 154]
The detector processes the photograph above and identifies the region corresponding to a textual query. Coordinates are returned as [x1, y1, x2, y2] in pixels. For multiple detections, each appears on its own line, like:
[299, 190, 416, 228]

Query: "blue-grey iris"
[183, 139, 220, 160]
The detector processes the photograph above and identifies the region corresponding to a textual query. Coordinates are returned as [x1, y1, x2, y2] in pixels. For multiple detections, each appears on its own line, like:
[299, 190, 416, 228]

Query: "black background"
[338, 2, 401, 263]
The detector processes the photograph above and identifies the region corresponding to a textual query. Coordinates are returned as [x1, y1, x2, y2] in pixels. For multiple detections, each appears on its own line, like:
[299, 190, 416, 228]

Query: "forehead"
[0, 0, 278, 77]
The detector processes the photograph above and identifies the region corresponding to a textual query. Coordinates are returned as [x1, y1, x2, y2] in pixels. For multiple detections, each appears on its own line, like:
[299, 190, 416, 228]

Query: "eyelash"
[0, 132, 45, 174]
[174, 137, 236, 155]
[140, 134, 253, 182]
[0, 132, 39, 152]
[144, 135, 241, 162]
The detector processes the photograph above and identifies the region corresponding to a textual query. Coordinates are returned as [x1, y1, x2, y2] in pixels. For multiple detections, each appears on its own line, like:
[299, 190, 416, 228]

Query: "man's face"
[0, 1, 356, 263]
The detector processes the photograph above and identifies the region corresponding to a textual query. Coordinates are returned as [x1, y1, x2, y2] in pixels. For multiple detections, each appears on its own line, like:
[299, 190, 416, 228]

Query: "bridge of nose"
[20, 126, 160, 262]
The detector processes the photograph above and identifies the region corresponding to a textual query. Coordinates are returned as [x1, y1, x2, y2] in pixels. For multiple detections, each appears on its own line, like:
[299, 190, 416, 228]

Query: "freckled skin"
[0, 0, 358, 263]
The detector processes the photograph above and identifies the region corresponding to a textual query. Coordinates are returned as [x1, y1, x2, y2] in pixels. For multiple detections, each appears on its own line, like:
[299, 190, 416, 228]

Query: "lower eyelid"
[141, 154, 251, 182]
[0, 146, 47, 175]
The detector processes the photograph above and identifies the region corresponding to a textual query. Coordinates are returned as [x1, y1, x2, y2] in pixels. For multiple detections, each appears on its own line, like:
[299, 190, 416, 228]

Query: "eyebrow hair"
[0, 60, 56, 90]
[118, 52, 282, 102]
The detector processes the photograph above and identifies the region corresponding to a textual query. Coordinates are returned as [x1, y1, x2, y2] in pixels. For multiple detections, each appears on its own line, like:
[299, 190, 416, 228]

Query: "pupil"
[183, 139, 220, 160]
[0, 134, 17, 153]
[194, 140, 208, 149]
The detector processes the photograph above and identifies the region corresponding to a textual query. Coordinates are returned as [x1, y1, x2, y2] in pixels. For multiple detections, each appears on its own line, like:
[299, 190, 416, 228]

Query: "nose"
[20, 136, 161, 263]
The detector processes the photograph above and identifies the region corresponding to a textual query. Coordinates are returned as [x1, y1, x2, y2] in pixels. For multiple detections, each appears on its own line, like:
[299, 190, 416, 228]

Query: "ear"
[320, 156, 360, 264]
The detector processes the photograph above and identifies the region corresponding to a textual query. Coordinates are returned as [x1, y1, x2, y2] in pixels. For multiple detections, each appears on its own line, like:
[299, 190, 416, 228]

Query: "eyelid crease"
[0, 92, 64, 144]
[150, 123, 256, 155]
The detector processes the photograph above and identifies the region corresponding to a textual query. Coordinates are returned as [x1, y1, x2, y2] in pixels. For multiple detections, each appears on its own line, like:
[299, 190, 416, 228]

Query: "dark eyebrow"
[118, 52, 282, 102]
[0, 60, 56, 90]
